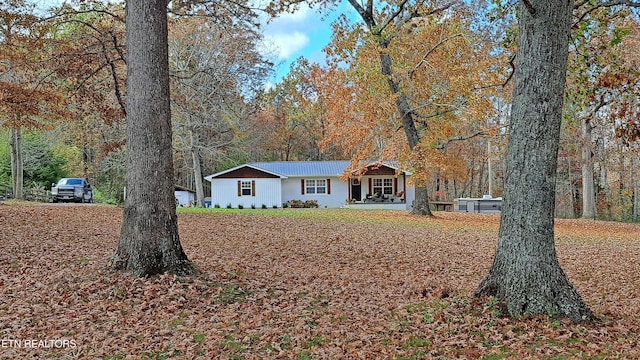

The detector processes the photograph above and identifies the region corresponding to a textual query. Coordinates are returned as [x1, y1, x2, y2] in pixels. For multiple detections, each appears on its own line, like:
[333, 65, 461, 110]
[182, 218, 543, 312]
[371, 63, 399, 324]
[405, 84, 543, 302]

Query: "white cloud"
[275, 4, 312, 23]
[265, 32, 310, 60]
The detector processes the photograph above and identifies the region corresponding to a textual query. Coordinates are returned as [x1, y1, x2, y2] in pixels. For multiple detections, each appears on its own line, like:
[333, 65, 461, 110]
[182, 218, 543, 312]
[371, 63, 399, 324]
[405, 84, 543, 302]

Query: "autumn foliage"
[317, 3, 507, 186]
[1, 204, 639, 358]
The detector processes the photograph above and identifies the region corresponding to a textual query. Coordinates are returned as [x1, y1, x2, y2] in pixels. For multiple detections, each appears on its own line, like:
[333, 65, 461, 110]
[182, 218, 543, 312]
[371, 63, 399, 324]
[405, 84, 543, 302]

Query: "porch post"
[403, 173, 407, 202]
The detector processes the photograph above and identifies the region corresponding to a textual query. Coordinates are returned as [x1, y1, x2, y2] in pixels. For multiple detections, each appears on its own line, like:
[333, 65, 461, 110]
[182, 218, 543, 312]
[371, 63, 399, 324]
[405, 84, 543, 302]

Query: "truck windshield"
[59, 179, 83, 185]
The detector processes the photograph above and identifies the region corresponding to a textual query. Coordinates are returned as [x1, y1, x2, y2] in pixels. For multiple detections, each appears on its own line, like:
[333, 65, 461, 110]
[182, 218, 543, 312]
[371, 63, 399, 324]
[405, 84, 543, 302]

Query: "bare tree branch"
[409, 33, 465, 79]
[436, 130, 488, 150]
[476, 54, 516, 90]
[573, 0, 640, 26]
[378, 0, 418, 33]
[522, 0, 536, 15]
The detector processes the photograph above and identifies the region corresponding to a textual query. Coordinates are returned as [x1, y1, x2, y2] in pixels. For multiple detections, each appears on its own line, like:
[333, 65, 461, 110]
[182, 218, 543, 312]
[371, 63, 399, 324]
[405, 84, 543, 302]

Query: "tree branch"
[378, 0, 416, 32]
[409, 33, 465, 79]
[522, 0, 536, 15]
[49, 8, 124, 23]
[348, 0, 377, 30]
[573, 0, 640, 26]
[476, 54, 516, 90]
[436, 130, 488, 150]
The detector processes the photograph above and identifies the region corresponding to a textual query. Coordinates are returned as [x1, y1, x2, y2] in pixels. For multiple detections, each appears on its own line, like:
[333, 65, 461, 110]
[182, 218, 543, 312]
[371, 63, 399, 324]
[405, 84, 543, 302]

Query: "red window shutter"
[301, 179, 305, 195]
[251, 180, 256, 196]
[327, 179, 331, 194]
[368, 178, 372, 194]
[237, 180, 241, 197]
[394, 178, 398, 194]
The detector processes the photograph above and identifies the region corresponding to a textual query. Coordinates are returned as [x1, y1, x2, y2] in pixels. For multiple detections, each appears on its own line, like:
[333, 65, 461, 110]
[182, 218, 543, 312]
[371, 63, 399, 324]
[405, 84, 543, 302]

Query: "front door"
[351, 179, 362, 201]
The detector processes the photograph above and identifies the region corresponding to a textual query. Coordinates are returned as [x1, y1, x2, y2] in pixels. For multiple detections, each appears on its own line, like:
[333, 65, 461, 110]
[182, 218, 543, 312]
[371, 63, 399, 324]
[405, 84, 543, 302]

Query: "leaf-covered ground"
[1, 204, 639, 359]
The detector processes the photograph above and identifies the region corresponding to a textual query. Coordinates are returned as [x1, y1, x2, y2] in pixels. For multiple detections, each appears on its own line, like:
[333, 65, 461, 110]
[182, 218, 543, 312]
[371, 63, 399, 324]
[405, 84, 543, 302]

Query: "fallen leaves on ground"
[1, 204, 639, 359]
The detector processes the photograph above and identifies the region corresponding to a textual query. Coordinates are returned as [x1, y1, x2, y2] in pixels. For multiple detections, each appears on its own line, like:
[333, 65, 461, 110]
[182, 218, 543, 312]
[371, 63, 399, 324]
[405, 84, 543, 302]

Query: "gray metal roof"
[249, 161, 352, 177]
[204, 161, 409, 181]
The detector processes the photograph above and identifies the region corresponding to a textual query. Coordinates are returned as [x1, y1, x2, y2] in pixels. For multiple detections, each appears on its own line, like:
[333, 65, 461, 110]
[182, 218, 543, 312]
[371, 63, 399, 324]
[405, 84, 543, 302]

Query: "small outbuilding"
[174, 185, 195, 207]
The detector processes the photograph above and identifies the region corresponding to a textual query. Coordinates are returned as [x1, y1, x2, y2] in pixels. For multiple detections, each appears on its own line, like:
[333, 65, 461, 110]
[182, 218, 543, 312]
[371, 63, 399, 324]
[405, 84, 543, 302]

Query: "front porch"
[348, 164, 410, 207]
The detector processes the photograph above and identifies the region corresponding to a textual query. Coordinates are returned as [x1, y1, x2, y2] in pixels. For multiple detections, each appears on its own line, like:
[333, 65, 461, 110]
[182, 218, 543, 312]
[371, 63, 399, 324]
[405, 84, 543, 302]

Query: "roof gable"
[205, 164, 285, 180]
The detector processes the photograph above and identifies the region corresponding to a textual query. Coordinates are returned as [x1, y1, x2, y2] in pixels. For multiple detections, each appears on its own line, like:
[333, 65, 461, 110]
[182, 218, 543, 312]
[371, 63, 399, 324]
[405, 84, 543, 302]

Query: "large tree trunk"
[112, 0, 192, 277]
[347, 0, 433, 216]
[634, 174, 639, 222]
[379, 51, 432, 216]
[9, 126, 23, 200]
[190, 146, 205, 208]
[188, 115, 205, 208]
[412, 186, 431, 215]
[581, 117, 597, 219]
[476, 1, 593, 323]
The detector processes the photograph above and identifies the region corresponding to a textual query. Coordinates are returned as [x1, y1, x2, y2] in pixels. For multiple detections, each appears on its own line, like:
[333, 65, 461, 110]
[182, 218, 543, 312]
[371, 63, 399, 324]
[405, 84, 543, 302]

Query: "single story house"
[204, 161, 415, 210]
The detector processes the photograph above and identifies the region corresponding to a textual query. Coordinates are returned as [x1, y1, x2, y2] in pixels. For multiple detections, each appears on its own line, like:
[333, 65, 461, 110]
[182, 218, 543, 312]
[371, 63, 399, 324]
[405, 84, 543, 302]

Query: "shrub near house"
[287, 199, 319, 208]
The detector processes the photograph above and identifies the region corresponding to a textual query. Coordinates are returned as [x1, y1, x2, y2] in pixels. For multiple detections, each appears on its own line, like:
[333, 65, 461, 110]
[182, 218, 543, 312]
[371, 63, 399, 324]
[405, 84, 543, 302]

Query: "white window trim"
[372, 178, 393, 195]
[305, 179, 327, 195]
[240, 181, 252, 196]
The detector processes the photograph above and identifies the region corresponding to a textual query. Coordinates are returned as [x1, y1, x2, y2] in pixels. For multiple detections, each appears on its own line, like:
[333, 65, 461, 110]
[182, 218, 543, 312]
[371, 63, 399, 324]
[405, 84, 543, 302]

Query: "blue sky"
[261, 3, 350, 84]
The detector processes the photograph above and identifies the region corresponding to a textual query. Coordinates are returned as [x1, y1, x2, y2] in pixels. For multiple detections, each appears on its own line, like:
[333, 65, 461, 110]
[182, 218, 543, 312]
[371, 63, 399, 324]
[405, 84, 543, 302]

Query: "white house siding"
[281, 176, 349, 208]
[211, 178, 282, 208]
[175, 190, 195, 207]
[404, 185, 415, 210]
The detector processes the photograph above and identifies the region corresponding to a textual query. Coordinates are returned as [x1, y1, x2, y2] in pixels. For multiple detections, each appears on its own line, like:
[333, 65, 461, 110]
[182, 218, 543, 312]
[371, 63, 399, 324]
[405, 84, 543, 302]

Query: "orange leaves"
[0, 83, 66, 129]
[317, 3, 507, 187]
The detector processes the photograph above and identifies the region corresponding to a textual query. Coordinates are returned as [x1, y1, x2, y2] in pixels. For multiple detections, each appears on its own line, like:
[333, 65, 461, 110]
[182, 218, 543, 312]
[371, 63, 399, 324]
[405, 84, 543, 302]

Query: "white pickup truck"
[51, 178, 94, 203]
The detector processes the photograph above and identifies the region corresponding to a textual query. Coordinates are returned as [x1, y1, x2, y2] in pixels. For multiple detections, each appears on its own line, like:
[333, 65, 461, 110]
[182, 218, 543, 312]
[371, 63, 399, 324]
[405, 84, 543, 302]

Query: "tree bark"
[346, 0, 433, 216]
[632, 154, 639, 222]
[378, 52, 432, 216]
[581, 117, 596, 219]
[476, 0, 594, 323]
[9, 126, 23, 200]
[411, 186, 432, 215]
[112, 0, 192, 277]
[190, 144, 205, 208]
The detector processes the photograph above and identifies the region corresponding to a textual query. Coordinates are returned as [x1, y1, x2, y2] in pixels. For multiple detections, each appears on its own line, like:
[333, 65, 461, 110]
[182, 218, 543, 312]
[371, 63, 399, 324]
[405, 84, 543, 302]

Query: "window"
[241, 181, 252, 196]
[237, 180, 255, 197]
[305, 179, 327, 194]
[372, 178, 393, 196]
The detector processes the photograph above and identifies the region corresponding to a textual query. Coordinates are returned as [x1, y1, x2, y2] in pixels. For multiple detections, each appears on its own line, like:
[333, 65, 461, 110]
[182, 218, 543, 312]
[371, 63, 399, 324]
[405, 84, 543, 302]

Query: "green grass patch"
[74, 257, 90, 265]
[141, 350, 171, 360]
[193, 333, 205, 344]
[403, 335, 432, 348]
[303, 336, 326, 349]
[278, 334, 292, 350]
[482, 353, 510, 360]
[217, 283, 250, 305]
[220, 335, 246, 354]
[176, 207, 440, 227]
